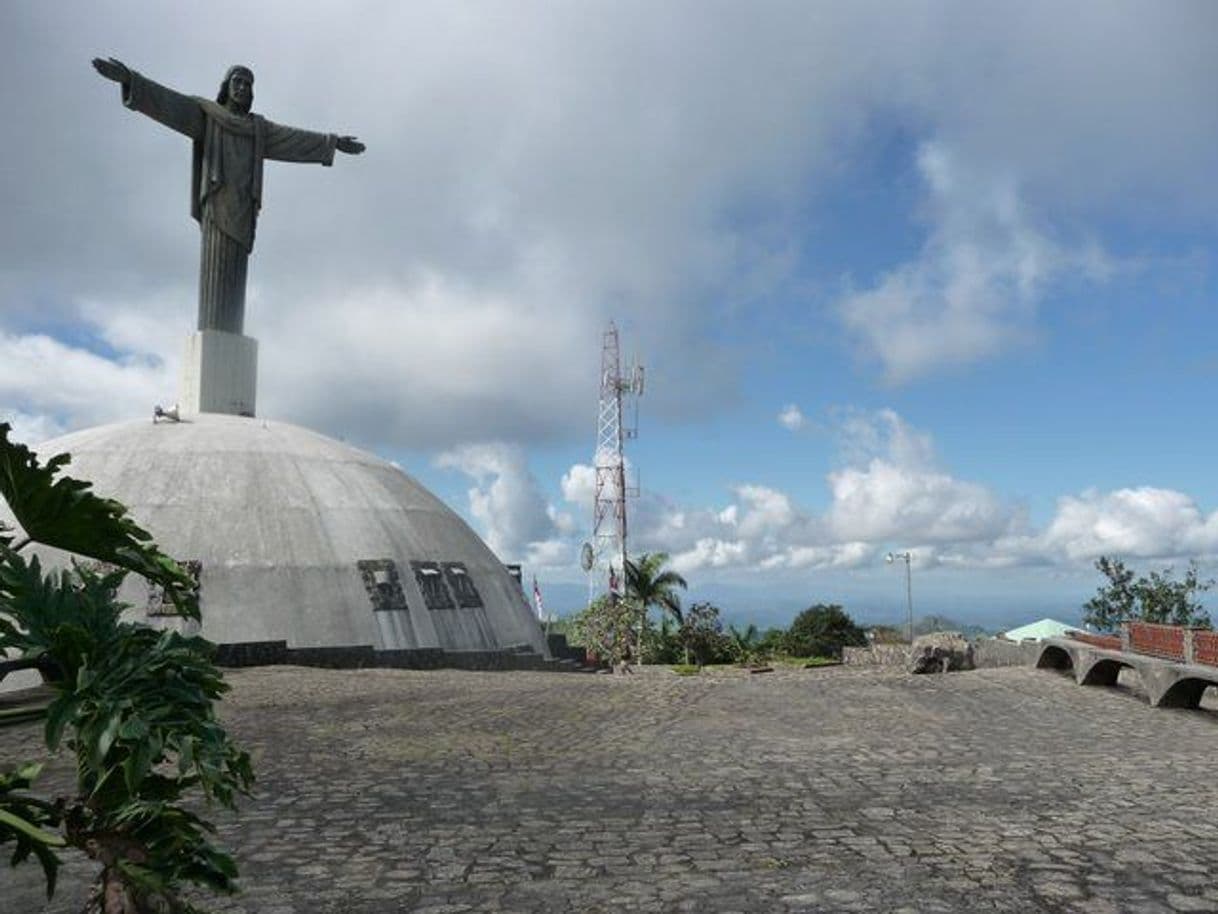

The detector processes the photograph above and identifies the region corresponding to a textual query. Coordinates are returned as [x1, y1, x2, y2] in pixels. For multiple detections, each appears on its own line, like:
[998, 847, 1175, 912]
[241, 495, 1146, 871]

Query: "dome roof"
[7, 414, 544, 655]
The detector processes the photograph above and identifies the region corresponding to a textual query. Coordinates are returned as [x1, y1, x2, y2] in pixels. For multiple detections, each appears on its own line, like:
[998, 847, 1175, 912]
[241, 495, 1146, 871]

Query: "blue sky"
[2, 2, 1217, 632]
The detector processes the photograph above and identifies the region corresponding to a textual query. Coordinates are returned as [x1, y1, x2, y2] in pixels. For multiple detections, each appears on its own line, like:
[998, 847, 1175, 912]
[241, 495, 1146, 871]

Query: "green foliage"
[756, 627, 787, 658]
[0, 762, 64, 898]
[640, 612, 684, 664]
[679, 602, 734, 666]
[0, 423, 253, 912]
[571, 595, 640, 667]
[783, 603, 867, 659]
[1083, 556, 1213, 632]
[624, 553, 688, 625]
[728, 623, 763, 665]
[669, 664, 700, 676]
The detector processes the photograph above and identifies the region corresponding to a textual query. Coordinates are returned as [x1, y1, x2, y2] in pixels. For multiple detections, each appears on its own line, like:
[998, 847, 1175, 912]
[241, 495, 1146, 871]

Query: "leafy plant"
[783, 603, 867, 659]
[728, 623, 763, 665]
[571, 594, 640, 668]
[1082, 556, 1213, 632]
[679, 602, 734, 667]
[0, 423, 253, 913]
[624, 552, 688, 627]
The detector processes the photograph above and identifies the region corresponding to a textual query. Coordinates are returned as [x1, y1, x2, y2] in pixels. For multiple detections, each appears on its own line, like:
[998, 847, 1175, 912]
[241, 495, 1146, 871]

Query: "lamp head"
[886, 552, 895, 564]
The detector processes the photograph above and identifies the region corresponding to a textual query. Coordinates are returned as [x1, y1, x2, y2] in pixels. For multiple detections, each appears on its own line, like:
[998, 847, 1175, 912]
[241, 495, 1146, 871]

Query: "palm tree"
[625, 552, 688, 625]
[625, 552, 688, 663]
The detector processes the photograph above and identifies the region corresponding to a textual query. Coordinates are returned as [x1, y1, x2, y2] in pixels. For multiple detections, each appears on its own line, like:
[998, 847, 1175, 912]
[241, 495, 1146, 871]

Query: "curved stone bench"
[1035, 637, 1218, 709]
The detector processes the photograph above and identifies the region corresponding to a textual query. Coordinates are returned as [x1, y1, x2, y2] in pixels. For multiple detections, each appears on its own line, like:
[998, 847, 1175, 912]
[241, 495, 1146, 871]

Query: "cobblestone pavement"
[4, 664, 1218, 913]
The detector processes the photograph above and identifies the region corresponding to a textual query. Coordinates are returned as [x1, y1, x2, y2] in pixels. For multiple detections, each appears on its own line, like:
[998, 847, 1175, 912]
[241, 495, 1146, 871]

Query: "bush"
[783, 603, 867, 659]
[0, 424, 253, 912]
[679, 602, 735, 666]
[571, 595, 641, 667]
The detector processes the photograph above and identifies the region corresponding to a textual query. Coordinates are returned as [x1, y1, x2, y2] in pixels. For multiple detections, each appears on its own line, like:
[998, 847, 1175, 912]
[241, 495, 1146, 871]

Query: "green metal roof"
[1000, 618, 1075, 642]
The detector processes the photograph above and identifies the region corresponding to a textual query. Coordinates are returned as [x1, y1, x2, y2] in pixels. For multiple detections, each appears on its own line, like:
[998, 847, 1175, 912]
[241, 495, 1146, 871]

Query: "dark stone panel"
[411, 561, 456, 610]
[356, 559, 409, 613]
[442, 562, 483, 609]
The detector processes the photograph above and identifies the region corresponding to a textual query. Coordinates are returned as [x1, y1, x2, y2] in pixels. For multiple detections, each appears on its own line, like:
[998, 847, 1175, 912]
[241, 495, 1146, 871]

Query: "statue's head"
[217, 65, 254, 114]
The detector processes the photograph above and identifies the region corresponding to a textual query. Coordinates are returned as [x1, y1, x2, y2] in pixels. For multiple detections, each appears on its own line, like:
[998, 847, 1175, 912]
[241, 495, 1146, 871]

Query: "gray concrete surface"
[4, 664, 1217, 913]
[0, 414, 546, 681]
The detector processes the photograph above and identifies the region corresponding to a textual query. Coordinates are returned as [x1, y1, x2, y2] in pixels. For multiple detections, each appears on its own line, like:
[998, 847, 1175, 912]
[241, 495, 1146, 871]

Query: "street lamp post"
[886, 551, 913, 644]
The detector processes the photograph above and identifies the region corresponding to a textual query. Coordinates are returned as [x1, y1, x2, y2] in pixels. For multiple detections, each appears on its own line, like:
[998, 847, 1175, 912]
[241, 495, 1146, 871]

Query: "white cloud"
[670, 538, 749, 574]
[827, 408, 1013, 544]
[735, 484, 796, 539]
[1027, 487, 1218, 564]
[0, 331, 175, 438]
[457, 410, 1218, 582]
[778, 404, 805, 431]
[2, 410, 66, 447]
[560, 463, 597, 509]
[434, 442, 557, 562]
[839, 142, 1114, 383]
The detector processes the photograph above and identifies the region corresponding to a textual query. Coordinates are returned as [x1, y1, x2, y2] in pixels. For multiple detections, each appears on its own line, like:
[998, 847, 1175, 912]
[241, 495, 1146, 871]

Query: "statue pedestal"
[180, 331, 258, 417]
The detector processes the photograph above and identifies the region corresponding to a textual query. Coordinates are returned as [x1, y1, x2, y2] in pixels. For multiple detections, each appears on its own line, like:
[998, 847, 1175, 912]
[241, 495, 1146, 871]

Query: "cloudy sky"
[3, 2, 1216, 629]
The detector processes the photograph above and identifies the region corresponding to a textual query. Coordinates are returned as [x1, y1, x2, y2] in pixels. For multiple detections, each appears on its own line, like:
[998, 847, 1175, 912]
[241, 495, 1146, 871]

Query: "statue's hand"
[336, 135, 365, 155]
[92, 57, 131, 85]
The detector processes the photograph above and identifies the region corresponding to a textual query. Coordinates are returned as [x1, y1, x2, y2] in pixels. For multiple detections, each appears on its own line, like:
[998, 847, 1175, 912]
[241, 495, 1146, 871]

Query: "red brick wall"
[1128, 622, 1186, 662]
[1067, 631, 1122, 651]
[1193, 630, 1218, 667]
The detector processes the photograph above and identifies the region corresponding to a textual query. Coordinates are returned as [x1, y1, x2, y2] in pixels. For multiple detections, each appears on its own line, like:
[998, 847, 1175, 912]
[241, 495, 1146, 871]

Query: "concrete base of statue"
[180, 330, 258, 416]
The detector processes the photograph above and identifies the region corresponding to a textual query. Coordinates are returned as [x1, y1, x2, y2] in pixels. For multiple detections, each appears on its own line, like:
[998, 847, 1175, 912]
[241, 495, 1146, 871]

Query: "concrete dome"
[9, 414, 545, 655]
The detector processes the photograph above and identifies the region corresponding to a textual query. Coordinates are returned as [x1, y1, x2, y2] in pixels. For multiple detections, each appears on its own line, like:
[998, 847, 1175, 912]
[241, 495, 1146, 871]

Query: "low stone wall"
[973, 638, 1039, 667]
[843, 638, 1039, 669]
[842, 644, 908, 666]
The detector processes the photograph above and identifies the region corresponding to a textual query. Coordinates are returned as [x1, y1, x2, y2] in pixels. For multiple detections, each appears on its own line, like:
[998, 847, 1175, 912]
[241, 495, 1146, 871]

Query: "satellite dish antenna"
[580, 542, 594, 572]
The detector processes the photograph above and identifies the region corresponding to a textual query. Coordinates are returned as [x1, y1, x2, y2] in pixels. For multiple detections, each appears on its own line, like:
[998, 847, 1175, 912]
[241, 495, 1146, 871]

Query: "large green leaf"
[0, 424, 197, 618]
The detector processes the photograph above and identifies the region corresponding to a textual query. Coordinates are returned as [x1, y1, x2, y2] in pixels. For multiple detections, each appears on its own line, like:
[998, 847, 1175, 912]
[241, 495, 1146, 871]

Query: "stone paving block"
[2, 665, 1217, 912]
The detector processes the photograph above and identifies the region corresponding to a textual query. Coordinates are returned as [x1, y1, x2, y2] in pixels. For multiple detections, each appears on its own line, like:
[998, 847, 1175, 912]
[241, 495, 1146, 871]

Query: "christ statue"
[93, 57, 365, 336]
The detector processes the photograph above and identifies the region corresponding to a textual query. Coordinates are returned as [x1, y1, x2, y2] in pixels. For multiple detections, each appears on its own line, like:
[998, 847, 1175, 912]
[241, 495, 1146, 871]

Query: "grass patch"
[670, 664, 701, 676]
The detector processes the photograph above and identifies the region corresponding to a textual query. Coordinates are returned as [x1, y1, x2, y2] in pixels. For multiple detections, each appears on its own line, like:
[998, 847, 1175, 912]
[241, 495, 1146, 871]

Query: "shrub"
[783, 603, 867, 659]
[0, 423, 253, 913]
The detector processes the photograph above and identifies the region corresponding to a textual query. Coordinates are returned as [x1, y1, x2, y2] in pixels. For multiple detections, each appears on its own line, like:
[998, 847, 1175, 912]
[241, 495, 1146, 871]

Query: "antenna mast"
[589, 321, 643, 603]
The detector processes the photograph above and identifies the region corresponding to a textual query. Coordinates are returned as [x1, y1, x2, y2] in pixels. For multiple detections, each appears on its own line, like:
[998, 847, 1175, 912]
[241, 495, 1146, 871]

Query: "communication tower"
[584, 321, 644, 600]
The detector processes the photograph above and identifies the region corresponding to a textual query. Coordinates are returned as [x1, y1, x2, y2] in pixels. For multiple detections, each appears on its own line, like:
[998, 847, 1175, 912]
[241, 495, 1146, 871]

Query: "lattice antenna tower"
[587, 321, 644, 600]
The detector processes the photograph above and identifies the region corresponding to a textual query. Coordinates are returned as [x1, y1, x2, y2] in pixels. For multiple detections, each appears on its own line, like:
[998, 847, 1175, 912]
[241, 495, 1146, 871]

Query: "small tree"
[1083, 556, 1213, 632]
[0, 424, 254, 913]
[728, 623, 763, 666]
[784, 603, 867, 659]
[571, 595, 639, 668]
[679, 602, 733, 666]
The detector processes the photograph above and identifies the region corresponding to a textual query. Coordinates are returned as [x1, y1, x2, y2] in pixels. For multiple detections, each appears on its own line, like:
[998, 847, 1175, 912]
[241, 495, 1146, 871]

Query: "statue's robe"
[121, 71, 338, 334]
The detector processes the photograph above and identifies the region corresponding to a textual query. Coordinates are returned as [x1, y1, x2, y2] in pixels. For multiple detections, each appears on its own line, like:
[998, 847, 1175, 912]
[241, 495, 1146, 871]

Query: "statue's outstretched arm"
[92, 57, 131, 86]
